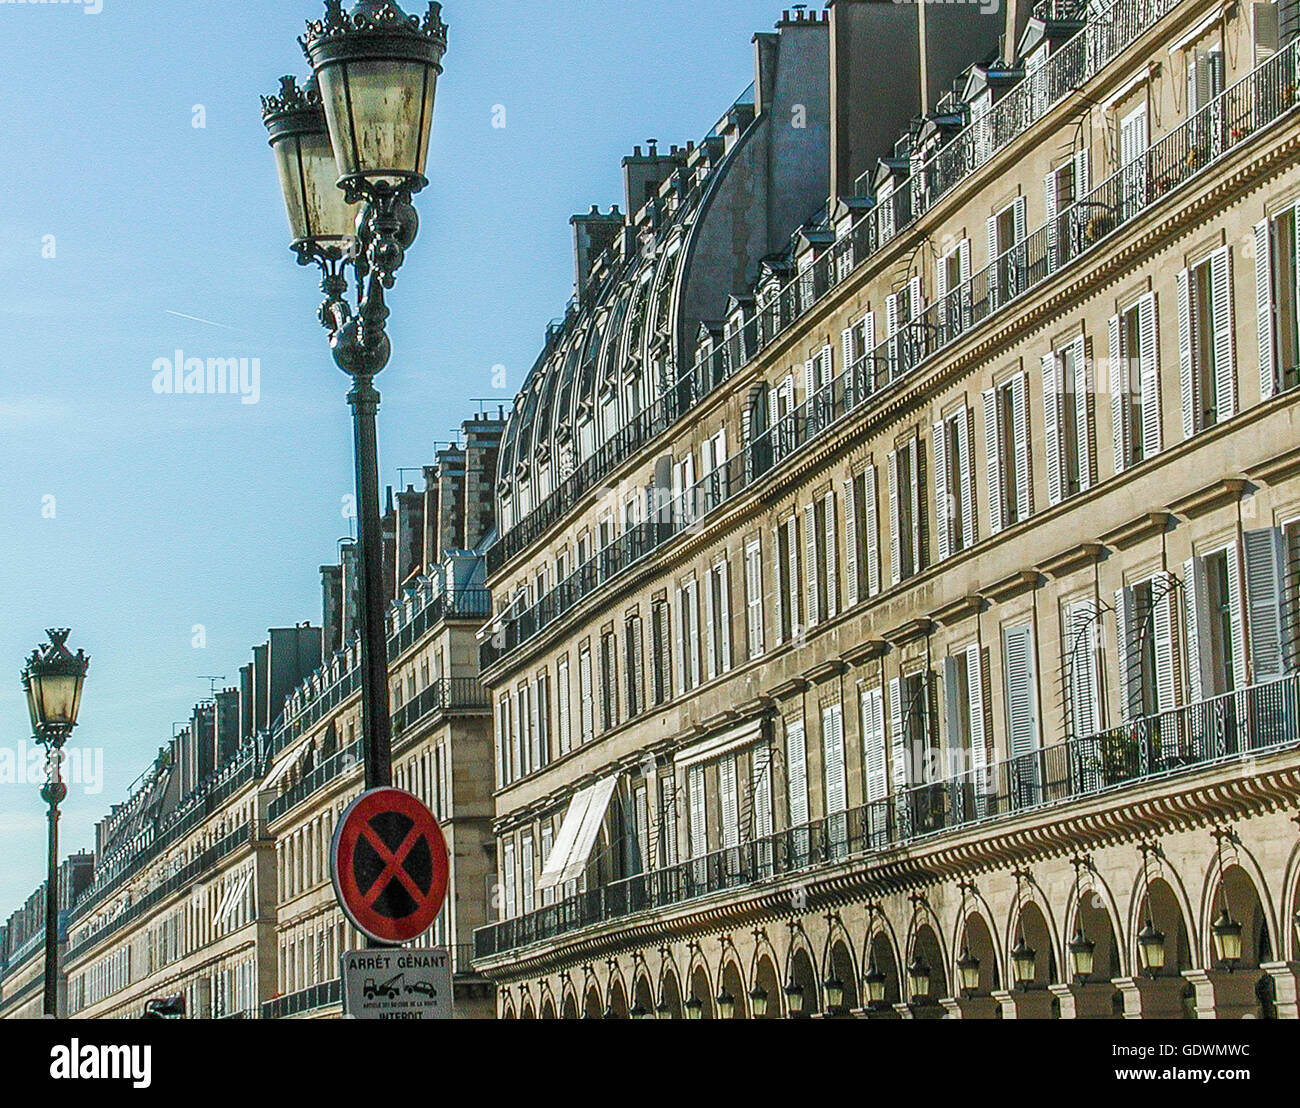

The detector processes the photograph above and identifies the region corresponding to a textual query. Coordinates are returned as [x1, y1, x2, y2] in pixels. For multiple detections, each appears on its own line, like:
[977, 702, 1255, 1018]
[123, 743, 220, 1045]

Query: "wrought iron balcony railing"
[488, 0, 1184, 575]
[261, 978, 342, 1020]
[482, 37, 1300, 674]
[474, 675, 1300, 961]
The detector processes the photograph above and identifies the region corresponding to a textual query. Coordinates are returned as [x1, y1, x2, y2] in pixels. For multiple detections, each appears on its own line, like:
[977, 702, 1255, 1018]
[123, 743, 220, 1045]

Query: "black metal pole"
[42, 753, 64, 1018]
[348, 373, 394, 792]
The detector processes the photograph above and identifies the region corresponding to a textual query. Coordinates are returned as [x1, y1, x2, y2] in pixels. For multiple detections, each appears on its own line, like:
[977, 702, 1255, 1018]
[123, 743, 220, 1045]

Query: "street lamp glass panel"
[317, 59, 438, 185]
[1069, 928, 1096, 981]
[716, 989, 735, 1020]
[749, 986, 769, 1019]
[1212, 908, 1243, 967]
[823, 976, 844, 1011]
[957, 947, 981, 994]
[684, 996, 703, 1021]
[784, 983, 805, 1017]
[23, 632, 89, 733]
[864, 961, 887, 1006]
[906, 956, 931, 1002]
[1137, 919, 1167, 975]
[1012, 935, 1037, 987]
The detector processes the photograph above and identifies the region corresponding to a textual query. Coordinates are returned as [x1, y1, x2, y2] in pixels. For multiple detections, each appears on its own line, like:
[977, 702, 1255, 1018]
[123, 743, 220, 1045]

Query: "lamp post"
[22, 629, 90, 1018]
[261, 0, 448, 794]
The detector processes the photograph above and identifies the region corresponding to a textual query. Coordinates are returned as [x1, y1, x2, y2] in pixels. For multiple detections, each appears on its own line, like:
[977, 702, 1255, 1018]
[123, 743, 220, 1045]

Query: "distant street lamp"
[22, 629, 90, 1018]
[261, 0, 448, 794]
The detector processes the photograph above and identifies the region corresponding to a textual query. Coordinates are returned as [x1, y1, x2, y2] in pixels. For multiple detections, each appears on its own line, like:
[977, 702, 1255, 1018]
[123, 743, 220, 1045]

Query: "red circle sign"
[331, 788, 449, 945]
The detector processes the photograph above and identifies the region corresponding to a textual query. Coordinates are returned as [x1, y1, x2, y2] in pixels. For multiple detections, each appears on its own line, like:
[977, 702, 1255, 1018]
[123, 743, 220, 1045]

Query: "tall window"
[676, 580, 701, 693]
[556, 656, 572, 757]
[983, 374, 1031, 535]
[843, 465, 880, 604]
[1178, 248, 1236, 437]
[1110, 294, 1161, 472]
[578, 645, 595, 744]
[889, 436, 927, 583]
[1256, 206, 1300, 399]
[1116, 576, 1178, 720]
[775, 515, 800, 641]
[706, 558, 733, 680]
[624, 615, 644, 720]
[651, 599, 672, 706]
[1043, 338, 1093, 505]
[599, 631, 619, 732]
[744, 539, 765, 660]
[1186, 547, 1247, 703]
[932, 409, 975, 561]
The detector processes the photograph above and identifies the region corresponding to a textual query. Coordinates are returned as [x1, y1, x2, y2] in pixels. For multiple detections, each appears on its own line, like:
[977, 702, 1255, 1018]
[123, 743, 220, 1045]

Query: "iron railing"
[261, 978, 342, 1020]
[474, 676, 1300, 960]
[487, 0, 1185, 576]
[482, 37, 1300, 672]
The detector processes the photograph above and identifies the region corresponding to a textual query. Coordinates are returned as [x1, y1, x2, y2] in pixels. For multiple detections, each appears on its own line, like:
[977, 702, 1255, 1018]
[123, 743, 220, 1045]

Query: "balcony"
[487, 0, 1186, 577]
[482, 37, 1300, 673]
[474, 675, 1300, 961]
[261, 978, 342, 1020]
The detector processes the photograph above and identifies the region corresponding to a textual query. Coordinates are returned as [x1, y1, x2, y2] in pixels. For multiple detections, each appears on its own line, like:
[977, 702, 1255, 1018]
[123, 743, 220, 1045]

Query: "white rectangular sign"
[341, 947, 452, 1020]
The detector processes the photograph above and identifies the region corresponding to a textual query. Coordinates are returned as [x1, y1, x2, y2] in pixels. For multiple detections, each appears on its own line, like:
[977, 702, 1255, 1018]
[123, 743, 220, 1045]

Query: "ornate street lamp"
[22, 629, 90, 1018]
[715, 987, 736, 1020]
[684, 994, 704, 1020]
[654, 998, 672, 1020]
[957, 945, 982, 996]
[1137, 917, 1167, 978]
[784, 980, 806, 1017]
[906, 955, 932, 1003]
[262, 0, 448, 796]
[748, 985, 769, 1019]
[823, 974, 845, 1013]
[629, 1002, 651, 1021]
[1069, 926, 1096, 982]
[863, 957, 887, 1009]
[1211, 907, 1244, 971]
[1011, 933, 1037, 990]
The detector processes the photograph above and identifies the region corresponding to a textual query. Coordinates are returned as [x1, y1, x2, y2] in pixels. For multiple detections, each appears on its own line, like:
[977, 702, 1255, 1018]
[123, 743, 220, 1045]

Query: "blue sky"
[0, 0, 771, 918]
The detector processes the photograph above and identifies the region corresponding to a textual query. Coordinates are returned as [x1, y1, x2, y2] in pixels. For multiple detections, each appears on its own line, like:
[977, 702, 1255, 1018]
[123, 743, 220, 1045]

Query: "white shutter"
[1073, 337, 1094, 491]
[888, 677, 907, 792]
[1153, 574, 1179, 714]
[805, 357, 817, 403]
[933, 420, 950, 562]
[820, 344, 834, 392]
[860, 687, 888, 803]
[909, 439, 923, 574]
[804, 503, 820, 627]
[772, 525, 784, 647]
[675, 588, 687, 693]
[787, 517, 801, 634]
[960, 409, 977, 549]
[503, 839, 517, 919]
[966, 645, 988, 786]
[1185, 558, 1207, 705]
[752, 752, 773, 840]
[529, 681, 541, 772]
[1138, 293, 1162, 459]
[1244, 528, 1287, 682]
[843, 478, 859, 607]
[983, 388, 1003, 536]
[943, 655, 962, 753]
[785, 720, 808, 827]
[1115, 587, 1136, 720]
[719, 757, 740, 849]
[558, 658, 572, 755]
[822, 705, 847, 815]
[1044, 170, 1059, 265]
[688, 765, 707, 858]
[1109, 313, 1128, 474]
[1043, 351, 1064, 506]
[841, 326, 856, 381]
[986, 215, 1001, 310]
[888, 449, 902, 585]
[864, 465, 881, 597]
[1178, 267, 1198, 439]
[1075, 148, 1091, 199]
[959, 240, 971, 287]
[1257, 219, 1276, 401]
[1068, 601, 1101, 739]
[746, 540, 765, 659]
[1013, 373, 1031, 522]
[1003, 625, 1039, 759]
[1226, 541, 1248, 691]
[1013, 196, 1027, 247]
[521, 833, 535, 914]
[706, 569, 719, 682]
[937, 251, 950, 302]
[824, 490, 839, 618]
[1211, 247, 1237, 421]
[886, 294, 900, 378]
[719, 561, 732, 673]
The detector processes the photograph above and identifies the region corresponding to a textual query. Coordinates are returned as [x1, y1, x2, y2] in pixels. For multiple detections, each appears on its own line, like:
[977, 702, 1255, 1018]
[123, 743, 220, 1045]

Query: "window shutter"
[785, 720, 808, 827]
[688, 765, 707, 858]
[751, 751, 773, 840]
[529, 681, 541, 772]
[864, 464, 881, 597]
[986, 215, 1000, 309]
[1153, 574, 1179, 714]
[787, 517, 801, 634]
[1185, 558, 1207, 705]
[1138, 293, 1162, 459]
[719, 561, 732, 673]
[1244, 528, 1287, 683]
[1043, 351, 1064, 506]
[1003, 624, 1039, 759]
[1013, 373, 1032, 522]
[746, 540, 765, 659]
[1109, 313, 1128, 474]
[1178, 267, 1198, 439]
[820, 344, 834, 392]
[1067, 601, 1101, 739]
[822, 705, 847, 815]
[842, 326, 856, 381]
[824, 490, 839, 618]
[1013, 196, 1028, 246]
[1256, 219, 1276, 401]
[771, 525, 784, 647]
[933, 420, 951, 562]
[888, 677, 907, 792]
[937, 251, 950, 303]
[843, 478, 859, 607]
[960, 409, 977, 548]
[860, 686, 888, 803]
[1044, 170, 1059, 265]
[719, 757, 740, 849]
[805, 357, 817, 403]
[942, 655, 962, 753]
[1115, 587, 1137, 720]
[1075, 148, 1091, 199]
[910, 438, 925, 573]
[966, 645, 988, 793]
[983, 388, 1003, 536]
[1074, 337, 1094, 491]
[556, 659, 571, 755]
[706, 571, 719, 682]
[886, 294, 900, 378]
[502, 840, 516, 919]
[1226, 541, 1248, 691]
[657, 603, 673, 704]
[1211, 247, 1237, 420]
[675, 589, 687, 694]
[888, 450, 902, 585]
[805, 503, 820, 627]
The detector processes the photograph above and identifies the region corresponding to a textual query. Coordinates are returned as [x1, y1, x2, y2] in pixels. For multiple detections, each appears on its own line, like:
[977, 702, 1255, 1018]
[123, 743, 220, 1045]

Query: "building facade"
[0, 413, 505, 1020]
[473, 0, 1300, 1019]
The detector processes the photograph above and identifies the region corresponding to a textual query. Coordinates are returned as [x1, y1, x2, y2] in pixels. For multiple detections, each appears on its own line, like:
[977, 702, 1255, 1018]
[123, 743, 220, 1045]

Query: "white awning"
[262, 743, 310, 790]
[674, 719, 765, 771]
[536, 776, 619, 891]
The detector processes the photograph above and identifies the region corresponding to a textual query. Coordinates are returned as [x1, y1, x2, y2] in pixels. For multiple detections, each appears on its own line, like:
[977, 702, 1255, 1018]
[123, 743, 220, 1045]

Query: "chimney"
[461, 412, 505, 553]
[422, 464, 440, 571]
[320, 564, 344, 656]
[214, 688, 241, 763]
[570, 205, 624, 307]
[394, 486, 425, 590]
[435, 445, 466, 556]
[622, 140, 682, 216]
[382, 488, 397, 602]
[340, 541, 360, 645]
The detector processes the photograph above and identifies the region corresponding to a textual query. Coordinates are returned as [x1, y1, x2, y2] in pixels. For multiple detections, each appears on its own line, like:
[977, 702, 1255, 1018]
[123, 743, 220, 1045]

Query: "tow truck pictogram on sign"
[331, 787, 450, 945]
